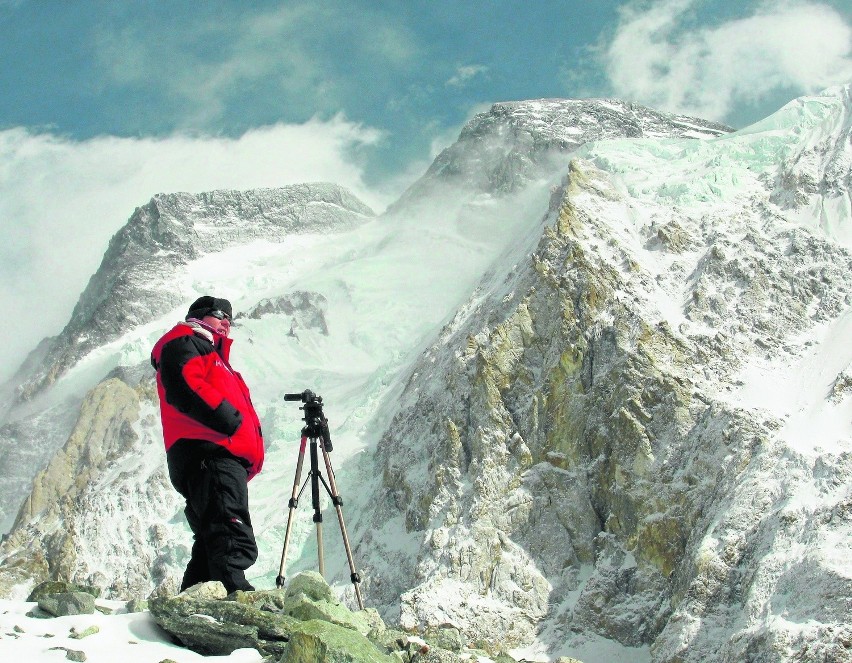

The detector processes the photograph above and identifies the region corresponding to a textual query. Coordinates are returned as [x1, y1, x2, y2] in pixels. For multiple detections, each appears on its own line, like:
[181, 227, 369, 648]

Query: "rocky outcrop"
[149, 572, 516, 662]
[241, 291, 330, 336]
[12, 378, 140, 528]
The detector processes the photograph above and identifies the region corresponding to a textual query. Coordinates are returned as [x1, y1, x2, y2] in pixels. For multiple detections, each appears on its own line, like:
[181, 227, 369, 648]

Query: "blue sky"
[3, 0, 849, 183]
[0, 1, 620, 184]
[0, 0, 851, 378]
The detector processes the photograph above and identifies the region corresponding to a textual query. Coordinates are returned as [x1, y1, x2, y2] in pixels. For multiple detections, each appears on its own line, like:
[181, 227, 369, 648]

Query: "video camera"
[284, 390, 332, 451]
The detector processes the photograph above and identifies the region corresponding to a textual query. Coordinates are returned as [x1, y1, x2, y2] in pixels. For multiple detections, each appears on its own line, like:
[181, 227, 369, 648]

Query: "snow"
[726, 306, 852, 456]
[0, 600, 262, 663]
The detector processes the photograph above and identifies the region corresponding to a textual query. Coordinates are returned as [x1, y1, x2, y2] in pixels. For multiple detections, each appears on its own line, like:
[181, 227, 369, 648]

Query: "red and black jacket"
[151, 322, 264, 480]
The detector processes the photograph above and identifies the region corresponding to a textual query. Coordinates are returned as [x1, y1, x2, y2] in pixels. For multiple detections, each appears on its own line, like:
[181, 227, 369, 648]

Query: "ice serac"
[355, 86, 852, 662]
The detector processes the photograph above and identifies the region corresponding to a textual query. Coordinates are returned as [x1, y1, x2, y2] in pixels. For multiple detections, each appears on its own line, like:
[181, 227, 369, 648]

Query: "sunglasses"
[207, 309, 232, 321]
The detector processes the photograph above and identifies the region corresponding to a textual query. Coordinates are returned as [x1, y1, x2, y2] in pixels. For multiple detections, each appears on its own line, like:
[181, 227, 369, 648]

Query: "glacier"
[0, 87, 850, 663]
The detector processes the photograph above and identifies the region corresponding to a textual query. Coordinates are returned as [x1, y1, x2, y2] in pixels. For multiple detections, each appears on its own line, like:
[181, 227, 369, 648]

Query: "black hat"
[186, 296, 233, 320]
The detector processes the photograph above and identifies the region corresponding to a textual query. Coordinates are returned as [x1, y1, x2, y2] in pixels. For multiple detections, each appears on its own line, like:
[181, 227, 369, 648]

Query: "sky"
[0, 0, 851, 381]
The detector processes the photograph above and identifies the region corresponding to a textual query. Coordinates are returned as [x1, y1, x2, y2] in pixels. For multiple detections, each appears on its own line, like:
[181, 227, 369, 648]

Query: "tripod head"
[284, 390, 333, 451]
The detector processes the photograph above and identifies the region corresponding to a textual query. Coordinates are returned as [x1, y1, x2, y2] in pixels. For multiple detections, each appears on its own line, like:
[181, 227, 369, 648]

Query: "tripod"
[275, 390, 364, 609]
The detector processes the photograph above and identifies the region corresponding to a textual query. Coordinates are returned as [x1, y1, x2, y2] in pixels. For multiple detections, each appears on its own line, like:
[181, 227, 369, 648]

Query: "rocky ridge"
[14, 182, 374, 403]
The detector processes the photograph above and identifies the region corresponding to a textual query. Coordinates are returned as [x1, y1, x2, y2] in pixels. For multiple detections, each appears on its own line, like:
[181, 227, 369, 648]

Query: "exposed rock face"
[12, 378, 140, 527]
[0, 398, 79, 533]
[0, 374, 183, 599]
[242, 291, 330, 336]
[357, 136, 852, 660]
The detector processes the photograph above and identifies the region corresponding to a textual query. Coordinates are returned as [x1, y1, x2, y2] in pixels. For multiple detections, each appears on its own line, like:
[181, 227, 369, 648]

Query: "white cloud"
[0, 118, 387, 383]
[446, 64, 489, 88]
[603, 0, 852, 121]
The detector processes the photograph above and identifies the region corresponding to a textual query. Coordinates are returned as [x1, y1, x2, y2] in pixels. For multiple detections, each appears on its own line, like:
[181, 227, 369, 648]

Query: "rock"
[27, 581, 100, 601]
[149, 571, 396, 660]
[230, 587, 289, 611]
[149, 590, 296, 656]
[49, 647, 87, 662]
[409, 644, 464, 662]
[423, 625, 466, 652]
[281, 618, 398, 662]
[284, 570, 337, 603]
[278, 571, 383, 637]
[370, 627, 415, 654]
[69, 625, 99, 639]
[124, 598, 148, 613]
[492, 654, 521, 663]
[37, 592, 96, 617]
[179, 580, 227, 600]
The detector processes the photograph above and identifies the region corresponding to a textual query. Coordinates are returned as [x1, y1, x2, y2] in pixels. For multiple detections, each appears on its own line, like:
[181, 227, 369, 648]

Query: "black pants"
[167, 440, 258, 593]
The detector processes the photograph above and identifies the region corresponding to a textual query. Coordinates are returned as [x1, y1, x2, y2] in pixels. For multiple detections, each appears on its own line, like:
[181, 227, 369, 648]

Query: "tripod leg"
[316, 521, 325, 576]
[319, 442, 365, 610]
[310, 437, 326, 578]
[276, 435, 308, 588]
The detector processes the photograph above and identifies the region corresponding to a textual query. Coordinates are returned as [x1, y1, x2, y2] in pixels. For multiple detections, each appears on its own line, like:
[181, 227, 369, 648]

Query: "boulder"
[37, 592, 96, 617]
[281, 618, 397, 662]
[284, 570, 337, 603]
[27, 581, 100, 601]
[149, 589, 296, 656]
[179, 580, 227, 600]
[124, 598, 148, 613]
[423, 625, 466, 652]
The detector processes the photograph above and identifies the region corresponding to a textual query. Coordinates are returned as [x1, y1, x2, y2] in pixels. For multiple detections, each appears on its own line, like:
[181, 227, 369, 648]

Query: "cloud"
[0, 117, 387, 383]
[602, 0, 852, 122]
[446, 64, 489, 88]
[91, 2, 417, 130]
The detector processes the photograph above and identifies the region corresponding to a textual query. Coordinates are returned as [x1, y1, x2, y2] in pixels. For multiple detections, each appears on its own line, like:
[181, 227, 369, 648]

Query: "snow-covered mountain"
[1, 88, 850, 663]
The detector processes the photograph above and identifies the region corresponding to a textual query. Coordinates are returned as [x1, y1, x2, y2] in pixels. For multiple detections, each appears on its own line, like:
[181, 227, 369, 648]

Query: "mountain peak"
[395, 97, 733, 206]
[11, 182, 375, 403]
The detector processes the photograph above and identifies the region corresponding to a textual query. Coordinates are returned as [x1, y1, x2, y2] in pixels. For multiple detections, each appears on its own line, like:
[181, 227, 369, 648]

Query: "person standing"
[151, 296, 264, 593]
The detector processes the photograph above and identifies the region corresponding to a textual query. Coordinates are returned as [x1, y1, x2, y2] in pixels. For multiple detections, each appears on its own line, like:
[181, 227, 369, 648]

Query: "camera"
[284, 390, 332, 451]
